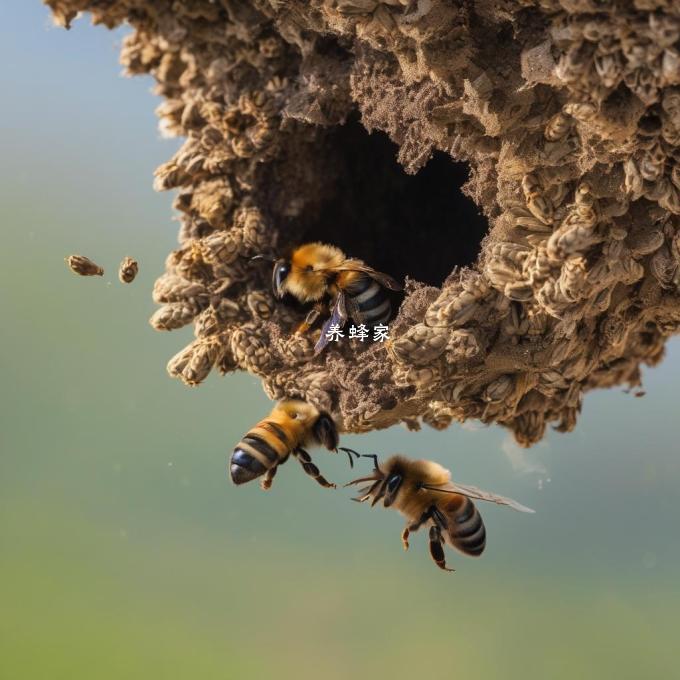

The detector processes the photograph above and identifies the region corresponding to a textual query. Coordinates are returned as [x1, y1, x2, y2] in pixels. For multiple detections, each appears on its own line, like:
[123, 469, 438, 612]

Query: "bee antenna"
[338, 447, 362, 468]
[361, 453, 380, 471]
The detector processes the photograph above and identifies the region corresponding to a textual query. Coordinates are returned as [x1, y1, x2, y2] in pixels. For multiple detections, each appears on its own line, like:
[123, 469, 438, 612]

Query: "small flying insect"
[253, 242, 402, 353]
[346, 454, 534, 572]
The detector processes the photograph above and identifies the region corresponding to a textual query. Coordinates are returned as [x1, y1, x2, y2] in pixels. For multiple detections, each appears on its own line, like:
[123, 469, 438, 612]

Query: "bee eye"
[273, 261, 291, 299]
[386, 474, 402, 494]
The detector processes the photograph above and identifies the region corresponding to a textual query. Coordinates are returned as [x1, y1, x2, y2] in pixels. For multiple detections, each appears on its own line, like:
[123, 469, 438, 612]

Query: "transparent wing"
[336, 290, 348, 321]
[314, 292, 348, 354]
[340, 260, 403, 291]
[308, 259, 402, 291]
[448, 482, 535, 513]
[425, 482, 535, 513]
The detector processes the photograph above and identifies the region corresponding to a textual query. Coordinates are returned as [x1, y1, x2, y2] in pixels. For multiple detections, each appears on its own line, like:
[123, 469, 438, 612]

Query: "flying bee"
[253, 242, 402, 353]
[230, 399, 359, 490]
[346, 454, 534, 572]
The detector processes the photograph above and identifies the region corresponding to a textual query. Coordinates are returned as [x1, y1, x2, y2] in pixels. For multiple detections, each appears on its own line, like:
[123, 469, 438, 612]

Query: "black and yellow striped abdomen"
[343, 273, 392, 326]
[444, 495, 486, 557]
[230, 420, 293, 485]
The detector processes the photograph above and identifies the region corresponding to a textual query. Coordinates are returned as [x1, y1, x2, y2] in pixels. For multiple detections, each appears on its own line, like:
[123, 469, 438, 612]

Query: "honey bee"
[230, 399, 359, 490]
[346, 454, 534, 571]
[253, 242, 402, 352]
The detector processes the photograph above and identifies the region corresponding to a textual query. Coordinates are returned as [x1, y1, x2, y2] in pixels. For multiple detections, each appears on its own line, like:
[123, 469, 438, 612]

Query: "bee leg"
[429, 525, 455, 572]
[260, 465, 278, 491]
[402, 508, 432, 550]
[295, 303, 325, 334]
[293, 448, 336, 489]
[431, 506, 450, 533]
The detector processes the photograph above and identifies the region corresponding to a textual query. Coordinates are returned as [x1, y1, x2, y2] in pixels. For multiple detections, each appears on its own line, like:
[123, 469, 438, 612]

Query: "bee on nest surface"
[346, 454, 534, 572]
[252, 242, 402, 353]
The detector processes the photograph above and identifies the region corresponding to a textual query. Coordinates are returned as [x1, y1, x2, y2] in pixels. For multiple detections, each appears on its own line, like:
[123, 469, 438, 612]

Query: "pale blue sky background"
[1, 3, 679, 679]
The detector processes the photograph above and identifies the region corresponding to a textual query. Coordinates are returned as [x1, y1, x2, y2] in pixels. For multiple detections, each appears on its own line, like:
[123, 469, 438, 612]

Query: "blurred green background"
[1, 4, 679, 679]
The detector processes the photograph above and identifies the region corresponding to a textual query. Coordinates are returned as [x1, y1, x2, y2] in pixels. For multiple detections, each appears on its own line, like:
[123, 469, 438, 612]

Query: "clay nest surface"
[47, 0, 680, 446]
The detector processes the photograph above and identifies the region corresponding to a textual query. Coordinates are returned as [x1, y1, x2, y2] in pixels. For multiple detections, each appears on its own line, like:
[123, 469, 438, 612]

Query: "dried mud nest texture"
[47, 0, 680, 446]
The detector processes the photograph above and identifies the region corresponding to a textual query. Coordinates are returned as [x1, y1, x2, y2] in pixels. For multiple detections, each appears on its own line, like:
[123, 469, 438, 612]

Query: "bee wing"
[426, 482, 535, 513]
[340, 260, 403, 291]
[314, 291, 349, 354]
[336, 290, 348, 321]
[449, 483, 535, 513]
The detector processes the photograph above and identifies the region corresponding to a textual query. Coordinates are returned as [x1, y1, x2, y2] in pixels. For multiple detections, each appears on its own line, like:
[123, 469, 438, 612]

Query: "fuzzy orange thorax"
[283, 243, 346, 302]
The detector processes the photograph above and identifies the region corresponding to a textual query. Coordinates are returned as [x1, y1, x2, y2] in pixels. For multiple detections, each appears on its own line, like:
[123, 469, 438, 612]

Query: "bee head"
[312, 412, 338, 451]
[345, 454, 405, 507]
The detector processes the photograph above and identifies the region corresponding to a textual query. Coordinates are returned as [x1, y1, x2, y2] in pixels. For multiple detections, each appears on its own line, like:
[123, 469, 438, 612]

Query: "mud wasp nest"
[47, 0, 680, 446]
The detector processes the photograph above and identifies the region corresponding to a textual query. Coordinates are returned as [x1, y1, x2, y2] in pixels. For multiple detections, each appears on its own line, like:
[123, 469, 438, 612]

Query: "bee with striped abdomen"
[346, 454, 534, 571]
[254, 242, 402, 353]
[230, 400, 358, 490]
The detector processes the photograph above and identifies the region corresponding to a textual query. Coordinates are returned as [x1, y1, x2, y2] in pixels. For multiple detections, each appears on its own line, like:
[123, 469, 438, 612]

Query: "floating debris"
[118, 256, 138, 284]
[65, 254, 103, 277]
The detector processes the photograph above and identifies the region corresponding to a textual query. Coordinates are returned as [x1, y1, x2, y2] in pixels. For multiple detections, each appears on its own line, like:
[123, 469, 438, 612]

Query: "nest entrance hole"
[288, 118, 489, 287]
